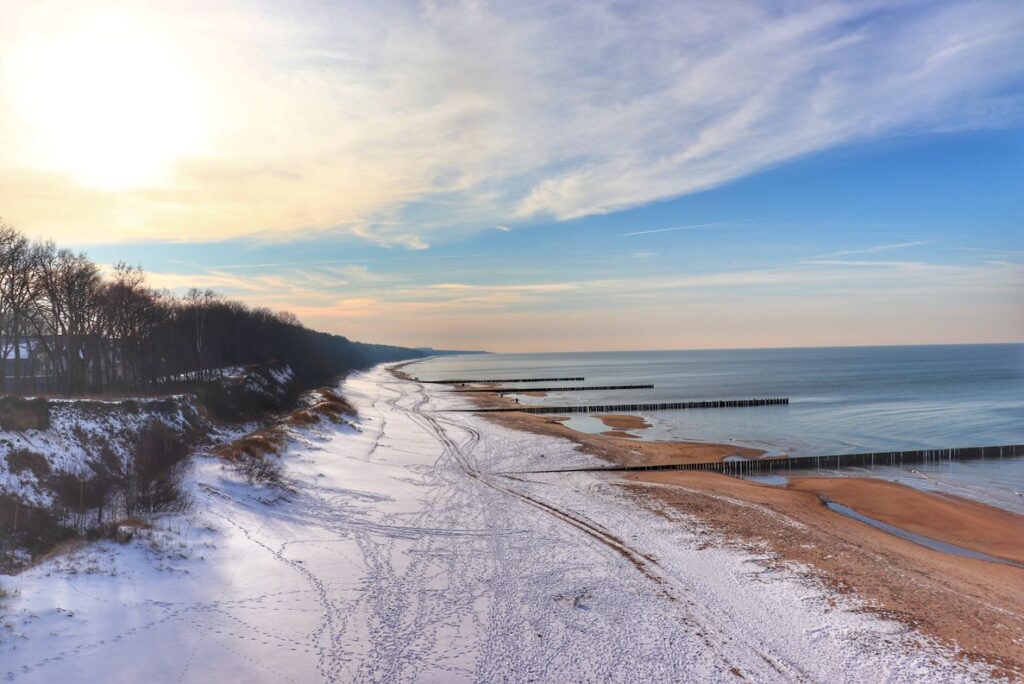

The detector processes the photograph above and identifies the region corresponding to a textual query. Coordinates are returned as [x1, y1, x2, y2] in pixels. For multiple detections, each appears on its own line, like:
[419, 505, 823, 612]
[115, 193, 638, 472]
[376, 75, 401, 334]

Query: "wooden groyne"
[422, 377, 585, 384]
[459, 397, 788, 414]
[519, 444, 1024, 476]
[455, 384, 654, 394]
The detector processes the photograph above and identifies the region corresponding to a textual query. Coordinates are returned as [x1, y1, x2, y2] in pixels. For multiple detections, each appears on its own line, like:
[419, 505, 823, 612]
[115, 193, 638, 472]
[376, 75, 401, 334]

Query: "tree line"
[0, 221, 420, 396]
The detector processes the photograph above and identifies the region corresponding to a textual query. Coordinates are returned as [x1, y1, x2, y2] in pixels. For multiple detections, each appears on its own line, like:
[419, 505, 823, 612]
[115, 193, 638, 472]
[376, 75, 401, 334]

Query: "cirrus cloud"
[1, 0, 1021, 246]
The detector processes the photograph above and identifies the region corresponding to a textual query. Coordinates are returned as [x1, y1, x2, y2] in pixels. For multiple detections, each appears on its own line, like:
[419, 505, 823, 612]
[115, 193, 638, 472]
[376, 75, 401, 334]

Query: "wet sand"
[787, 476, 1024, 565]
[597, 414, 651, 430]
[601, 430, 641, 439]
[489, 409, 763, 466]
[468, 381, 762, 465]
[456, 385, 1024, 675]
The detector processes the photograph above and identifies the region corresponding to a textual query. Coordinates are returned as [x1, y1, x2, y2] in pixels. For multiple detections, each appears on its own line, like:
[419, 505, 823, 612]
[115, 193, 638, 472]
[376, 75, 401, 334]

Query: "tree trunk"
[13, 323, 22, 394]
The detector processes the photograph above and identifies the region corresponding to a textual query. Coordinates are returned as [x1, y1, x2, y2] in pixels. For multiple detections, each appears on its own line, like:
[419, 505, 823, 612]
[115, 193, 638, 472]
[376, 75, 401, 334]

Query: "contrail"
[619, 220, 738, 237]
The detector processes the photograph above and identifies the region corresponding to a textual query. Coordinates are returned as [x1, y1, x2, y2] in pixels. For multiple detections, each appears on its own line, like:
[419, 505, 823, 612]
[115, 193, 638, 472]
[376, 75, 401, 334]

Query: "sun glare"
[8, 15, 206, 190]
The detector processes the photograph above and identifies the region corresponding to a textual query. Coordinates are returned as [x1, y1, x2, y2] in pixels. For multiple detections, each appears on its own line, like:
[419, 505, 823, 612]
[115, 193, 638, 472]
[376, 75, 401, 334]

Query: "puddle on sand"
[825, 501, 1023, 569]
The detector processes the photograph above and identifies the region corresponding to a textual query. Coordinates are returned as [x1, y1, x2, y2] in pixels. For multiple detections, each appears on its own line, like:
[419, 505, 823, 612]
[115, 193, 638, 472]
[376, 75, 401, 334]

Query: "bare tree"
[0, 221, 420, 398]
[185, 288, 217, 380]
[0, 224, 45, 392]
[38, 249, 102, 393]
[0, 223, 20, 391]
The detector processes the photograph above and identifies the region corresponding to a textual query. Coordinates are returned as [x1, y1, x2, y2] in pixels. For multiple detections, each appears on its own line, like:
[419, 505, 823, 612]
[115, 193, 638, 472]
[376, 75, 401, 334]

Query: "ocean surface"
[410, 344, 1024, 511]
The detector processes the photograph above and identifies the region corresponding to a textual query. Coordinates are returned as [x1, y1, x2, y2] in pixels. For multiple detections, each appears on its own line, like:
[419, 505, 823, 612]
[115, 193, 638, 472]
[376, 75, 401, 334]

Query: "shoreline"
[435, 372, 1024, 676]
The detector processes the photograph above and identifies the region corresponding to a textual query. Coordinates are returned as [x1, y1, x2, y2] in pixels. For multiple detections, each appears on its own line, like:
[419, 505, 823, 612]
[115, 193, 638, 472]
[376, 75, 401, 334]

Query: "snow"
[269, 365, 295, 386]
[0, 396, 204, 508]
[0, 364, 996, 682]
[243, 363, 293, 399]
[166, 366, 249, 381]
[0, 362, 297, 511]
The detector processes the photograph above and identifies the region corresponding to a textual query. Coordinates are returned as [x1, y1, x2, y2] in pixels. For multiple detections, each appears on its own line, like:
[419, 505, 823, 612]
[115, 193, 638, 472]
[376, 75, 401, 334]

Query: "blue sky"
[76, 126, 1023, 351]
[1, 0, 1022, 350]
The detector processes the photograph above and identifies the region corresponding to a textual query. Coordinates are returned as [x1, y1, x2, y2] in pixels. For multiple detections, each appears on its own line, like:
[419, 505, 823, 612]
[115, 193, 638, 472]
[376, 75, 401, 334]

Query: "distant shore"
[444, 376, 1024, 676]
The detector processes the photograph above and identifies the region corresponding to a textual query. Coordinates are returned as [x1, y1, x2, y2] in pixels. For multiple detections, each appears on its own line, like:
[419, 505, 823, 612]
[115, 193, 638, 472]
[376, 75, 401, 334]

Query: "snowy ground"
[0, 364, 993, 682]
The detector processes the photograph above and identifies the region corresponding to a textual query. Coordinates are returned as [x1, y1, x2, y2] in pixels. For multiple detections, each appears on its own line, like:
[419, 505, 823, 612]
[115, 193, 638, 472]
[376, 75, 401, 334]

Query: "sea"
[410, 344, 1024, 512]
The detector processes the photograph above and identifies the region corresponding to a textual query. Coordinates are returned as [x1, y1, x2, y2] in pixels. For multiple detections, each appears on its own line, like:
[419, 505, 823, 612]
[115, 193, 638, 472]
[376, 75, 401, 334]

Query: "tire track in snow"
[392, 375, 813, 681]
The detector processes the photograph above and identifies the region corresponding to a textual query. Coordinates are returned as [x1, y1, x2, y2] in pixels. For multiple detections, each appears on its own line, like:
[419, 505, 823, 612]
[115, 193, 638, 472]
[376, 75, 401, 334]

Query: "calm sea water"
[412, 345, 1024, 511]
[413, 344, 1024, 455]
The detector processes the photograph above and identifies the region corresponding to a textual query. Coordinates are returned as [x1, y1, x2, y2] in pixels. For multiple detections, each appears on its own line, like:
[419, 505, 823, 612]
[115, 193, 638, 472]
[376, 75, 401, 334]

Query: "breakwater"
[458, 397, 789, 414]
[455, 384, 655, 394]
[519, 444, 1024, 476]
[423, 377, 585, 384]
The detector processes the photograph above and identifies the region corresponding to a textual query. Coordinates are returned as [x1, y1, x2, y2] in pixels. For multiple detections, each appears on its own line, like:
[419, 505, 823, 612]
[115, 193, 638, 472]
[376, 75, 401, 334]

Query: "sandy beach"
[467, 389, 1024, 676]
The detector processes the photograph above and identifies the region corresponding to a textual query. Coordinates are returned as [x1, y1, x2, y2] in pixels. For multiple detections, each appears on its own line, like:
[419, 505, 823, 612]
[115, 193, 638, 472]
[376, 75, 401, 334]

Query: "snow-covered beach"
[0, 364, 1001, 681]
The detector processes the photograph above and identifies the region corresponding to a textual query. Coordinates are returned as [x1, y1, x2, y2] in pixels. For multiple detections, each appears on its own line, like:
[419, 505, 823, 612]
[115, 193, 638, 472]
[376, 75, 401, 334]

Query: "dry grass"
[213, 427, 288, 461]
[284, 410, 320, 426]
[113, 518, 153, 530]
[213, 424, 290, 488]
[212, 428, 289, 488]
[110, 517, 154, 543]
[212, 385, 356, 490]
[31, 538, 87, 566]
[283, 388, 356, 426]
[211, 386, 356, 458]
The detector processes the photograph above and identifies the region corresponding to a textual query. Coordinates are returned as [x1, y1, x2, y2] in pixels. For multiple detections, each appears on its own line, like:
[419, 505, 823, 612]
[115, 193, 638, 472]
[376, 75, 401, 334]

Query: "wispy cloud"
[136, 252, 1024, 349]
[956, 247, 1024, 256]
[324, 265, 390, 283]
[800, 259, 948, 270]
[1, 1, 1022, 246]
[811, 241, 933, 259]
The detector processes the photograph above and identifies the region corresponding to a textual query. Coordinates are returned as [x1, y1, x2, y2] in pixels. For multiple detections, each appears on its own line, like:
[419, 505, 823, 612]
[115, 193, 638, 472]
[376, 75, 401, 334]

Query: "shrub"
[5, 449, 51, 479]
[125, 423, 190, 515]
[0, 397, 50, 431]
[233, 454, 286, 488]
[0, 494, 70, 570]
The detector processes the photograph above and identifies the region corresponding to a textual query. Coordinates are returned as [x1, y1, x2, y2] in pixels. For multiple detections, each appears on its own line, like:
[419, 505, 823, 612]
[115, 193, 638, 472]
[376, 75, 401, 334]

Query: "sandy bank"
[602, 430, 641, 439]
[488, 409, 762, 465]
[787, 476, 1024, 565]
[467, 388, 760, 465]
[597, 414, 651, 430]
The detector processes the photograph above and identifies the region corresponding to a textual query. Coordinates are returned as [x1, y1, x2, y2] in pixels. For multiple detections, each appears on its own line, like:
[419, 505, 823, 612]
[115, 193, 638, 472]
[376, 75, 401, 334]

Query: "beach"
[452, 371, 1024, 676]
[7, 363, 1004, 682]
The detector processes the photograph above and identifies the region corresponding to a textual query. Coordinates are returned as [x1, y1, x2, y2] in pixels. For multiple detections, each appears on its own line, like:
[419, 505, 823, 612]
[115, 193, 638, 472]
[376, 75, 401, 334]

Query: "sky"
[0, 0, 1022, 352]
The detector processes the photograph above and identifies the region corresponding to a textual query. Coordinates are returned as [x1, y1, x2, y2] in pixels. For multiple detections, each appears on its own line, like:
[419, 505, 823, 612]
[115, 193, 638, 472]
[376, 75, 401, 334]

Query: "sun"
[8, 14, 206, 190]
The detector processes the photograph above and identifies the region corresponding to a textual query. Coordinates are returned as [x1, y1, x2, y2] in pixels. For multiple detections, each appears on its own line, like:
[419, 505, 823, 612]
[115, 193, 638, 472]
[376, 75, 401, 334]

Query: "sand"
[787, 476, 1024, 565]
[629, 471, 1024, 676]
[597, 414, 651, 430]
[464, 390, 1024, 676]
[601, 430, 641, 439]
[488, 409, 763, 466]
